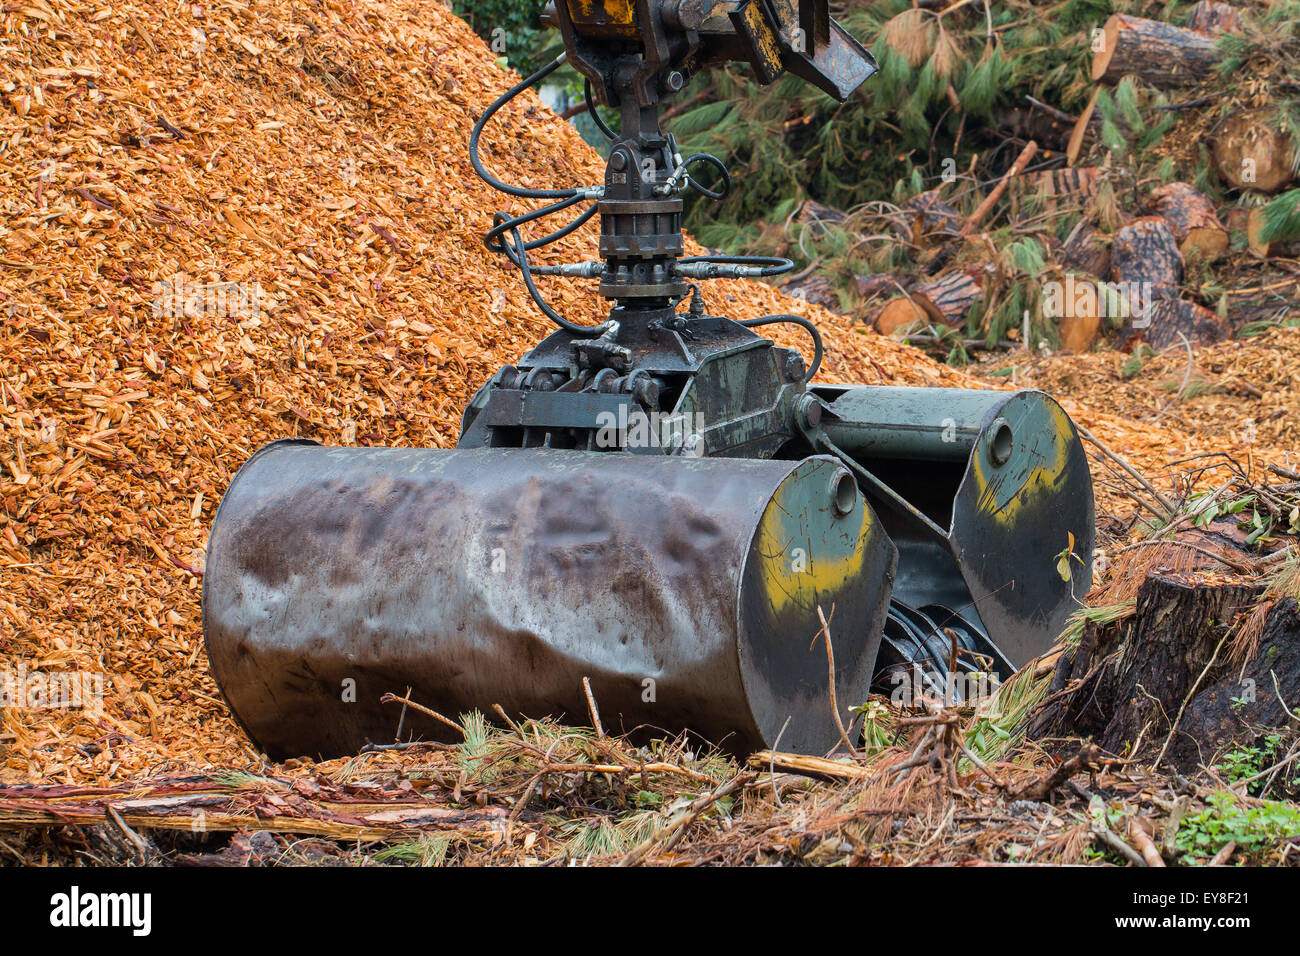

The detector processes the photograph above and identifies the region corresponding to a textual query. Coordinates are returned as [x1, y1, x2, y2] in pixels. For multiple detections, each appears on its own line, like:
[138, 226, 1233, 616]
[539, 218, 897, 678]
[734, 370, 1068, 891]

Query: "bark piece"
[1145, 182, 1229, 262]
[1092, 14, 1222, 87]
[1212, 111, 1297, 194]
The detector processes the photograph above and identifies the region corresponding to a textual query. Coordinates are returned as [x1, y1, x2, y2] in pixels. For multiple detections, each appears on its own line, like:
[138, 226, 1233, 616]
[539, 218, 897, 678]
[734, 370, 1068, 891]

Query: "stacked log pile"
[808, 1, 1299, 357]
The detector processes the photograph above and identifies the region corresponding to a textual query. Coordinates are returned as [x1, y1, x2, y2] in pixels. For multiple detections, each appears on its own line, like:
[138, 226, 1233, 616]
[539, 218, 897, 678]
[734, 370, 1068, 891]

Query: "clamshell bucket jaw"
[803, 386, 1096, 673]
[203, 442, 895, 760]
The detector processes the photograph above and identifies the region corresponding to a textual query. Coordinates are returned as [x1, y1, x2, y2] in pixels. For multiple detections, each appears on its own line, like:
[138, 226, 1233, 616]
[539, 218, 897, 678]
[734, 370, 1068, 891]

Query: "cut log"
[1058, 312, 1103, 353]
[1169, 598, 1300, 770]
[1111, 216, 1184, 307]
[896, 189, 962, 245]
[1043, 272, 1109, 353]
[1246, 205, 1300, 258]
[781, 274, 840, 310]
[1018, 166, 1101, 214]
[1057, 300, 1105, 354]
[854, 273, 905, 300]
[1211, 110, 1297, 194]
[873, 295, 941, 335]
[1124, 298, 1231, 350]
[1145, 182, 1229, 262]
[1185, 0, 1241, 34]
[796, 199, 848, 238]
[1092, 14, 1221, 87]
[1059, 224, 1112, 278]
[911, 268, 985, 325]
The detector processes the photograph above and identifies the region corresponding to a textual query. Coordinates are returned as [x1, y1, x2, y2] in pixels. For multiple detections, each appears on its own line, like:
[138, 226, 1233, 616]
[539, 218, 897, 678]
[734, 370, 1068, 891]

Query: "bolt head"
[784, 351, 806, 383]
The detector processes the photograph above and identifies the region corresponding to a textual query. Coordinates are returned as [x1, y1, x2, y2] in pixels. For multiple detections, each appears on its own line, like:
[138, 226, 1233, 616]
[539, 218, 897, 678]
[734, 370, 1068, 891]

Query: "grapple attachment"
[200, 4, 1096, 761]
[203, 443, 895, 760]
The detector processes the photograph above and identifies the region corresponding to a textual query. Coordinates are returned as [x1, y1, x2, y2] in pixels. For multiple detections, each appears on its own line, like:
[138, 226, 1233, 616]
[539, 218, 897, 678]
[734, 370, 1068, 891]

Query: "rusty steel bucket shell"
[203, 442, 897, 760]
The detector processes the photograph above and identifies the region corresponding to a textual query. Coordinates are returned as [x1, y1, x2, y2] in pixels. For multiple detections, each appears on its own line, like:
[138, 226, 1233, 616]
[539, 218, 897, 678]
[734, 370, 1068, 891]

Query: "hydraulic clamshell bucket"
[203, 442, 896, 760]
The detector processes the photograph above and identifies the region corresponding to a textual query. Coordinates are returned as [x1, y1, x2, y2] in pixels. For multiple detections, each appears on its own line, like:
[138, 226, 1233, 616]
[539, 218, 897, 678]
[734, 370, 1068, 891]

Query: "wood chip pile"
[0, 0, 1287, 787]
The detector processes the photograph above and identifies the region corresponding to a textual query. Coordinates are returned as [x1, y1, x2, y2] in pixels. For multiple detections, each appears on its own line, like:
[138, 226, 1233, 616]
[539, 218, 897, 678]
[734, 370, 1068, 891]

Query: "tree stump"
[1145, 182, 1229, 262]
[1033, 572, 1264, 768]
[1167, 599, 1300, 769]
[1211, 110, 1297, 194]
[1092, 14, 1222, 87]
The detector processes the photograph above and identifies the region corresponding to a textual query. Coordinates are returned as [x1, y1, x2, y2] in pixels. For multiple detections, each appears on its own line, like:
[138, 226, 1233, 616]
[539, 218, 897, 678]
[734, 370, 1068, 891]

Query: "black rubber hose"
[584, 79, 616, 140]
[681, 153, 731, 200]
[502, 220, 609, 338]
[738, 313, 824, 383]
[677, 254, 796, 277]
[483, 193, 592, 253]
[470, 55, 580, 200]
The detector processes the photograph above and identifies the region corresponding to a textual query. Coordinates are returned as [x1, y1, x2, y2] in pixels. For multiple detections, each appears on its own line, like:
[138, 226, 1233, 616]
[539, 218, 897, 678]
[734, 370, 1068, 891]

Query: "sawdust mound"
[0, 0, 978, 782]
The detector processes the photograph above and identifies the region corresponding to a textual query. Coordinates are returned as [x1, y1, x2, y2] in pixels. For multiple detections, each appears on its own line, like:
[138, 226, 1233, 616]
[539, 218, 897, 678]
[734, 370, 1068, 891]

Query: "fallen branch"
[961, 140, 1038, 235]
[812, 605, 858, 757]
[1010, 744, 1104, 801]
[748, 750, 876, 782]
[1075, 424, 1177, 520]
[618, 772, 754, 865]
